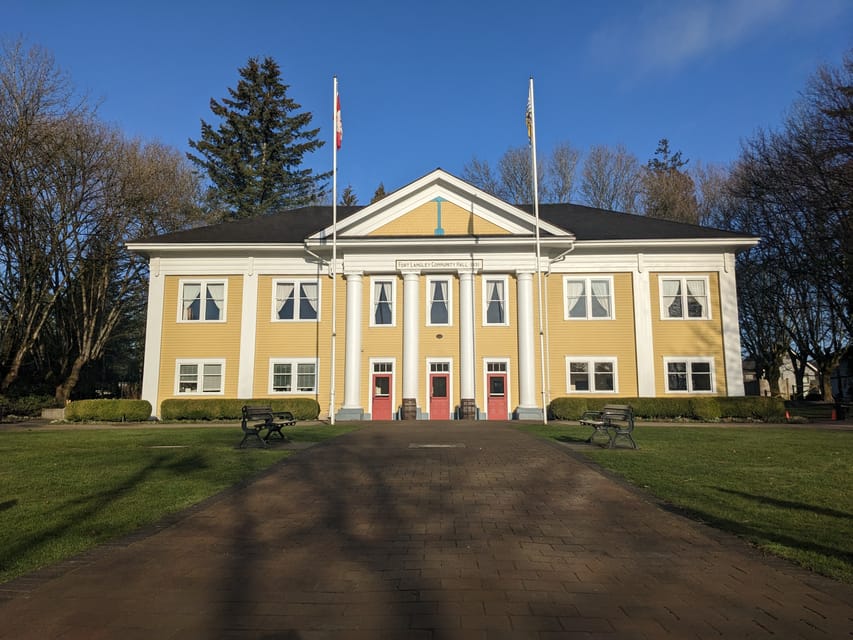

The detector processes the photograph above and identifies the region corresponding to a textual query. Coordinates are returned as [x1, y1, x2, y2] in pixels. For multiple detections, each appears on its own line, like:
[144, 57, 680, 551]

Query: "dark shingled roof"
[132, 204, 753, 245]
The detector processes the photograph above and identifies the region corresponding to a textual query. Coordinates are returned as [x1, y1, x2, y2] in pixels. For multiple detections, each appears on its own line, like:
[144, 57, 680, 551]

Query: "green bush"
[690, 397, 721, 421]
[549, 396, 787, 422]
[0, 394, 57, 418]
[159, 397, 321, 421]
[65, 399, 152, 422]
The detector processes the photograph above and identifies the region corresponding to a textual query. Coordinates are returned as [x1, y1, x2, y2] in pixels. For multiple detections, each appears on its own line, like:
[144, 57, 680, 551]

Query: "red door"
[429, 373, 450, 420]
[372, 373, 392, 420]
[487, 373, 507, 419]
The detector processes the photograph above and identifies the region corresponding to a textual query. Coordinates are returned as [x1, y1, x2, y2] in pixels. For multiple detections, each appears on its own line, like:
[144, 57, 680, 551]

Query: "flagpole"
[329, 76, 338, 425]
[528, 77, 548, 425]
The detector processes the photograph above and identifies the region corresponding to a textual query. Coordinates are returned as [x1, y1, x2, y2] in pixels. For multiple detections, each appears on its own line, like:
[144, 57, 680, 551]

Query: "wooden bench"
[239, 405, 296, 448]
[579, 404, 638, 449]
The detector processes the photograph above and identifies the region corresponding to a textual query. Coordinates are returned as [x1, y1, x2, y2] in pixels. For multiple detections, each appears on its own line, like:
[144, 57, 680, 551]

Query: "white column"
[402, 271, 420, 416]
[237, 268, 258, 399]
[720, 254, 745, 396]
[633, 256, 656, 397]
[459, 270, 475, 406]
[141, 258, 164, 418]
[516, 271, 537, 409]
[340, 272, 364, 416]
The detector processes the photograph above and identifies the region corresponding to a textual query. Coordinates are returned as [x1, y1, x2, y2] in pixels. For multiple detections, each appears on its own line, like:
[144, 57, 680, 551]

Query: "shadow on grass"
[713, 486, 853, 520]
[0, 453, 208, 575]
[659, 497, 853, 571]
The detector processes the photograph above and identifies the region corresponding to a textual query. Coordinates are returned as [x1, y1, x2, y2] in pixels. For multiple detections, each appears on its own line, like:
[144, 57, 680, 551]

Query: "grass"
[515, 423, 853, 583]
[0, 423, 361, 584]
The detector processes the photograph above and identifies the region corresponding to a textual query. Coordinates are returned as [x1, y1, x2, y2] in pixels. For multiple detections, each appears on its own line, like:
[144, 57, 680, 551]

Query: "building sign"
[396, 259, 483, 271]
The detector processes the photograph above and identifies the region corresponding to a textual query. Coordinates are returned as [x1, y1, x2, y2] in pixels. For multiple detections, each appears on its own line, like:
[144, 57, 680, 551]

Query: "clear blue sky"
[7, 0, 852, 205]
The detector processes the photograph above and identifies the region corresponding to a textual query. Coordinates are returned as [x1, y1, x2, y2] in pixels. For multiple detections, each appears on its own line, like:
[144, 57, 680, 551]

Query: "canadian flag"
[335, 94, 342, 150]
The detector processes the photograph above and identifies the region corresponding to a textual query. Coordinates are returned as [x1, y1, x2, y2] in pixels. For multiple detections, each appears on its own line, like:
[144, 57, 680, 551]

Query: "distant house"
[127, 169, 759, 420]
[744, 356, 819, 399]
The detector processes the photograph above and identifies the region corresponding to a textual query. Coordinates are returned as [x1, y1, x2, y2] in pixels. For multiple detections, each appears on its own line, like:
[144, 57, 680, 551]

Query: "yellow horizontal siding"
[361, 277, 403, 411]
[158, 275, 243, 404]
[369, 201, 510, 236]
[650, 272, 727, 395]
[545, 273, 638, 397]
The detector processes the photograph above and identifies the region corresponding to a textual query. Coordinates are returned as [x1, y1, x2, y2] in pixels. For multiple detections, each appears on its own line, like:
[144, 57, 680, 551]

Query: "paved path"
[1, 422, 851, 639]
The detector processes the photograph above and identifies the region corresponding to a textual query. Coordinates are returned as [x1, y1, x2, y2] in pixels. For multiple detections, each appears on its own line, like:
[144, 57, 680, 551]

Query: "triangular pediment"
[310, 169, 571, 241]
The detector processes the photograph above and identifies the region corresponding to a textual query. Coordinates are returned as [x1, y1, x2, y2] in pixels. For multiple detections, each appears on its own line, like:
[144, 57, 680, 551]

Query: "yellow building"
[128, 169, 758, 420]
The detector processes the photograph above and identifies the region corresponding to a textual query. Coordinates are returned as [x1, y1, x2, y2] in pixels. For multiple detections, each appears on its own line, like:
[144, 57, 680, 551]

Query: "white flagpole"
[329, 76, 338, 425]
[528, 77, 548, 424]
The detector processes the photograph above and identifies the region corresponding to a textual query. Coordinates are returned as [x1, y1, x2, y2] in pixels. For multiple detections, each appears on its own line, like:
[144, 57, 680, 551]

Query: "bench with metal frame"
[239, 405, 296, 448]
[579, 404, 638, 449]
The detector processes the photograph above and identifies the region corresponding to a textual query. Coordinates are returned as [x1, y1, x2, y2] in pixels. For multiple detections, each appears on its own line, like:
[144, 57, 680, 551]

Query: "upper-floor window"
[665, 358, 715, 393]
[371, 278, 396, 326]
[660, 276, 709, 319]
[273, 279, 319, 321]
[483, 277, 509, 326]
[564, 277, 613, 320]
[427, 277, 452, 326]
[176, 359, 224, 394]
[180, 280, 225, 322]
[566, 357, 617, 393]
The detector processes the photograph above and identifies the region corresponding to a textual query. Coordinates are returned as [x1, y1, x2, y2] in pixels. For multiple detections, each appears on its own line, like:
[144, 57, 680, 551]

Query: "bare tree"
[461, 157, 501, 197]
[544, 142, 579, 203]
[579, 144, 642, 212]
[0, 39, 93, 392]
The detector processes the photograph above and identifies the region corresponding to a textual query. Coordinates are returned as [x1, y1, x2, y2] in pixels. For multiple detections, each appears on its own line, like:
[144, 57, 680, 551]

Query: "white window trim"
[369, 277, 397, 327]
[663, 357, 716, 393]
[425, 276, 453, 327]
[268, 358, 319, 394]
[175, 359, 226, 395]
[271, 278, 321, 322]
[563, 276, 615, 320]
[177, 279, 228, 323]
[565, 356, 619, 394]
[482, 275, 510, 327]
[658, 275, 711, 320]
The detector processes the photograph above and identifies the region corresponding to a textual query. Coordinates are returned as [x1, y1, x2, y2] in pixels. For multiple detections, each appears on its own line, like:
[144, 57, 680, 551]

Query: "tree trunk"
[55, 354, 86, 405]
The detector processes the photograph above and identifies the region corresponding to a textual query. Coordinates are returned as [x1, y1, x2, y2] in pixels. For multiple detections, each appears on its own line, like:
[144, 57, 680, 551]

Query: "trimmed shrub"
[0, 394, 57, 418]
[159, 397, 321, 422]
[690, 397, 721, 421]
[549, 396, 787, 422]
[65, 399, 152, 422]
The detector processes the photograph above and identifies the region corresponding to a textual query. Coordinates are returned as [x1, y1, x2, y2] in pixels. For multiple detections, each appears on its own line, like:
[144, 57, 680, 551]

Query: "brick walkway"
[1, 422, 851, 639]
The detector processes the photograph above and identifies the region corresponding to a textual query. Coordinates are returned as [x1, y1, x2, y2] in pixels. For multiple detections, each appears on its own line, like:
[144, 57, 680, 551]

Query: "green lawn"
[515, 423, 853, 583]
[0, 424, 360, 584]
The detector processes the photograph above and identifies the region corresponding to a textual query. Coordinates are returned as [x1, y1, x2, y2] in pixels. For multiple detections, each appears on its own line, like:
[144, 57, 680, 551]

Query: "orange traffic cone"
[785, 410, 790, 421]
[831, 408, 837, 421]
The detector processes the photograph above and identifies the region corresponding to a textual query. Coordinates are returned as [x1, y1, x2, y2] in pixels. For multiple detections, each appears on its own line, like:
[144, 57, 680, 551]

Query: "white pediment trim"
[308, 169, 571, 240]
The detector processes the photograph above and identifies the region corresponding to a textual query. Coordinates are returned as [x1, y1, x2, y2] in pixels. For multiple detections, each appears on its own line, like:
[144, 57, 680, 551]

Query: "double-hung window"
[426, 277, 451, 326]
[176, 360, 224, 394]
[660, 276, 710, 319]
[273, 279, 319, 321]
[566, 357, 617, 392]
[483, 277, 509, 326]
[371, 278, 395, 326]
[665, 358, 715, 393]
[270, 359, 318, 394]
[564, 277, 614, 319]
[179, 280, 226, 321]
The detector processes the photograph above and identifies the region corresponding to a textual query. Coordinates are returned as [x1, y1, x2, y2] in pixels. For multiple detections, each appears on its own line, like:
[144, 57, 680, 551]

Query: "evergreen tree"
[370, 182, 387, 203]
[642, 139, 699, 224]
[187, 56, 328, 219]
[340, 184, 357, 205]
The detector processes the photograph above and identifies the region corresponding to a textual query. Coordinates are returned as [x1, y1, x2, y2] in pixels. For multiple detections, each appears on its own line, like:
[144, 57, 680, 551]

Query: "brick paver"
[1, 422, 851, 638]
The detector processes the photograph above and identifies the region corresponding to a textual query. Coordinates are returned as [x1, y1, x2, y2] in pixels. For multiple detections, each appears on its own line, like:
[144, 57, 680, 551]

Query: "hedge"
[549, 396, 786, 422]
[65, 399, 152, 422]
[159, 398, 321, 421]
[0, 394, 57, 418]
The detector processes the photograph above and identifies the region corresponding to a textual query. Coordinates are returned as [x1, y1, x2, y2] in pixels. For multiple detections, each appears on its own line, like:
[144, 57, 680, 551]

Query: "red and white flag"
[335, 94, 343, 150]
